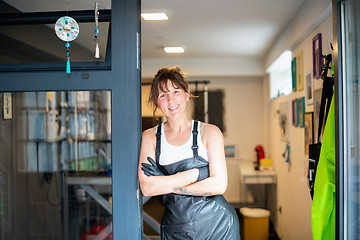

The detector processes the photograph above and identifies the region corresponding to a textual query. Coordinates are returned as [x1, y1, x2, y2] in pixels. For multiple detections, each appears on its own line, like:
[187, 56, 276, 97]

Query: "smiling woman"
[138, 67, 240, 239]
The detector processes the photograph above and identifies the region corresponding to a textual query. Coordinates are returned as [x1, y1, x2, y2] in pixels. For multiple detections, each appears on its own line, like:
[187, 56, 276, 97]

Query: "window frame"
[0, 10, 112, 72]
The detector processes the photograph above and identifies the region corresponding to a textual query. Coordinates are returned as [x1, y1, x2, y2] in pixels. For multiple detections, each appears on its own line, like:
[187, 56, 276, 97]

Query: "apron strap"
[155, 124, 161, 163]
[317, 77, 333, 142]
[191, 121, 199, 158]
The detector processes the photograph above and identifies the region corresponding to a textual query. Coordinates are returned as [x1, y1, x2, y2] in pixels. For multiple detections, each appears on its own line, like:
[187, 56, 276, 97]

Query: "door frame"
[0, 0, 142, 238]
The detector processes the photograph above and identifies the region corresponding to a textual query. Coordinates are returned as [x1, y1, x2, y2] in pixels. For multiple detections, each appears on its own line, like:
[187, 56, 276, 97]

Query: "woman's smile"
[169, 104, 179, 111]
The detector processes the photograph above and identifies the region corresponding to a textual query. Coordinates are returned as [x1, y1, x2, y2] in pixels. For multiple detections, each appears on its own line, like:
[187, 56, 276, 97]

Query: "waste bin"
[240, 207, 270, 240]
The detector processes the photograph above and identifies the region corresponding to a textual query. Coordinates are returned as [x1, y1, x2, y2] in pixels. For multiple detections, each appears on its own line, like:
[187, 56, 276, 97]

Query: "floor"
[143, 197, 280, 240]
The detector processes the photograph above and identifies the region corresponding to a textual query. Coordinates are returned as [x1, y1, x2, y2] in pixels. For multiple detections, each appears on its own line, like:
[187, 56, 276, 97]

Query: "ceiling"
[1, 0, 307, 77]
[141, 0, 305, 60]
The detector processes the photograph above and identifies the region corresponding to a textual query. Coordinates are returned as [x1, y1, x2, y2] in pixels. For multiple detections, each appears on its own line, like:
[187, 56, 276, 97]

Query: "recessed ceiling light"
[164, 47, 184, 53]
[141, 13, 168, 20]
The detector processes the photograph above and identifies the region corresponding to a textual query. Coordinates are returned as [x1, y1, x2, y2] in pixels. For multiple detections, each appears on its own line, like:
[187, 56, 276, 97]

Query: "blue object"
[66, 59, 71, 74]
[283, 144, 290, 163]
[94, 29, 99, 34]
[66, 42, 70, 48]
[104, 161, 112, 177]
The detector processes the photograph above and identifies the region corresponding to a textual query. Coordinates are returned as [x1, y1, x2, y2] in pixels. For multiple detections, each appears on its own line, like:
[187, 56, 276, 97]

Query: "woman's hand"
[141, 156, 208, 181]
[141, 157, 165, 176]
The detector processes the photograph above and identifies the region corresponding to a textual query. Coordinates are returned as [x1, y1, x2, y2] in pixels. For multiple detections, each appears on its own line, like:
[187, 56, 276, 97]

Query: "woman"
[138, 67, 240, 239]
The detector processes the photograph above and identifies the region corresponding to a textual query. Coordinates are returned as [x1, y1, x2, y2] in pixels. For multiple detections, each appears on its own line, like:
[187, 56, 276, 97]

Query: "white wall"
[142, 57, 264, 79]
[264, 13, 333, 240]
[265, 0, 332, 69]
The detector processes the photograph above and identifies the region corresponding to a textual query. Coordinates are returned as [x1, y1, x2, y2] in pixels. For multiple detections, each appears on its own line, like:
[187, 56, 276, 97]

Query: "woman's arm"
[138, 128, 199, 196]
[172, 124, 228, 196]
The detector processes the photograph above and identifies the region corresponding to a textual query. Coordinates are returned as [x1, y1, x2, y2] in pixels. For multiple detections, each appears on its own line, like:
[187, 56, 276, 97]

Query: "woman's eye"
[159, 94, 165, 98]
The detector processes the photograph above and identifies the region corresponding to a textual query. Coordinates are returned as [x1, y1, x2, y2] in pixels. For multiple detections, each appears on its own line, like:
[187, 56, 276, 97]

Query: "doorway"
[0, 0, 142, 239]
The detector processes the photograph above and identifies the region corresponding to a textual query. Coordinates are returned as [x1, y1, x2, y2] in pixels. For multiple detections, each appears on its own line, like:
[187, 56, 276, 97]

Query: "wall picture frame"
[304, 112, 314, 155]
[292, 99, 297, 126]
[224, 145, 235, 158]
[312, 33, 322, 79]
[292, 57, 297, 92]
[297, 97, 305, 127]
[305, 71, 314, 105]
[296, 51, 304, 91]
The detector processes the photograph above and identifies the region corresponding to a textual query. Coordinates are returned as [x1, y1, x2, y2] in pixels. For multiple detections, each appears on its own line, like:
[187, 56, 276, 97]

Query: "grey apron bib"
[155, 121, 240, 239]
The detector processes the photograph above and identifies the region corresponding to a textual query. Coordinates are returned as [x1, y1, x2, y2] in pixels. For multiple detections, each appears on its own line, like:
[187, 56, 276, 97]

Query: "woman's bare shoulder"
[201, 123, 223, 148]
[140, 127, 157, 157]
[202, 123, 222, 136]
[142, 127, 157, 140]
[143, 127, 156, 135]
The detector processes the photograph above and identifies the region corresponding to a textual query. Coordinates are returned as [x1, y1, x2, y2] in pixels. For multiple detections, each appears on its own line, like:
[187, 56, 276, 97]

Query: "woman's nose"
[167, 94, 174, 102]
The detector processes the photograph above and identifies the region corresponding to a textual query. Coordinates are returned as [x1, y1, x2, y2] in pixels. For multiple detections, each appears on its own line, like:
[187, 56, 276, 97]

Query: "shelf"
[239, 161, 276, 184]
[66, 177, 111, 185]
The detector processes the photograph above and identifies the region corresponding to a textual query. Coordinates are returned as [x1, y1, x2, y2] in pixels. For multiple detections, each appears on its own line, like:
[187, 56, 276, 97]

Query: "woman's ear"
[186, 92, 190, 102]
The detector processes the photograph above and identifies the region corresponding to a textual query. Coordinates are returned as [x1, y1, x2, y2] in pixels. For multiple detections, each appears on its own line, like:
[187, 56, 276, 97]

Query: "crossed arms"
[138, 124, 228, 197]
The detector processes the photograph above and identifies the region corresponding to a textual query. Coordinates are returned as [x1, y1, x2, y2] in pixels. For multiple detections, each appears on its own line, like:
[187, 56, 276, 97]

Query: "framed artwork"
[305, 71, 314, 105]
[313, 88, 322, 142]
[292, 57, 297, 91]
[292, 99, 297, 126]
[304, 112, 314, 155]
[312, 33, 322, 79]
[296, 51, 304, 91]
[224, 145, 235, 158]
[297, 97, 305, 127]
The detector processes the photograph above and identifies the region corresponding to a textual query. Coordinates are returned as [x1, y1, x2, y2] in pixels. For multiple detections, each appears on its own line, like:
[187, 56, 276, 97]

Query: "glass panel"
[341, 0, 360, 239]
[0, 22, 109, 64]
[0, 91, 112, 239]
[2, 0, 111, 13]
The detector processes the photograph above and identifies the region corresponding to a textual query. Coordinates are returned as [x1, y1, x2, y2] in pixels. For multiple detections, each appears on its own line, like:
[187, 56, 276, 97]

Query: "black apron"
[155, 121, 240, 240]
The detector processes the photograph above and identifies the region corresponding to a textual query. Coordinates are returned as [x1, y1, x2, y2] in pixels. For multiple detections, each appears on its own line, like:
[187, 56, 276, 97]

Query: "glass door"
[338, 0, 360, 238]
[0, 0, 142, 238]
[0, 91, 112, 239]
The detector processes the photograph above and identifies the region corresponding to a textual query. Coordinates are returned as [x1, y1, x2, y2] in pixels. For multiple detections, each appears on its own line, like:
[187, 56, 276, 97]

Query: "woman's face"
[156, 79, 189, 119]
